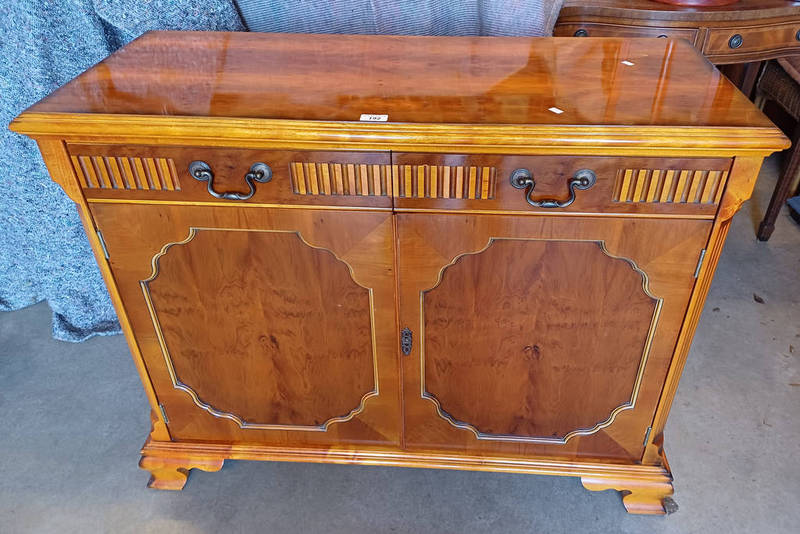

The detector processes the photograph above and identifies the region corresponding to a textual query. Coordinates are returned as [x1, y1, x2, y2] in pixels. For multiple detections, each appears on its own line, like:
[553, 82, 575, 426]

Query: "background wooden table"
[555, 0, 800, 96]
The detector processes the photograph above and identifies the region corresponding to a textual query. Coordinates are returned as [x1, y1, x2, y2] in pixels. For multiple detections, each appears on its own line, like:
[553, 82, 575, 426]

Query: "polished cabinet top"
[12, 32, 787, 154]
[21, 31, 773, 127]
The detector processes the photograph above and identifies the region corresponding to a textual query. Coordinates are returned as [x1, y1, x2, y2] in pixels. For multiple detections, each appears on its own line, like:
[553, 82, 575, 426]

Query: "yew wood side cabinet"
[11, 32, 788, 515]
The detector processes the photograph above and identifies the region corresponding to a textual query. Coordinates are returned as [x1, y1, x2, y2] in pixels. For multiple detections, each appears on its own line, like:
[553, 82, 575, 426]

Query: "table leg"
[758, 123, 800, 241]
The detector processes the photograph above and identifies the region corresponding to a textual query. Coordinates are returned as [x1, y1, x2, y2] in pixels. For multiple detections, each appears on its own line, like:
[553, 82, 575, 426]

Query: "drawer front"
[66, 144, 392, 209]
[554, 22, 698, 44]
[391, 153, 732, 217]
[703, 23, 800, 59]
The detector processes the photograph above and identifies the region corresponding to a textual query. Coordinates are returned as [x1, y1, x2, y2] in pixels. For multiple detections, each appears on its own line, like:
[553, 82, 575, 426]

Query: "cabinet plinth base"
[581, 473, 675, 515]
[139, 453, 224, 491]
[140, 438, 674, 513]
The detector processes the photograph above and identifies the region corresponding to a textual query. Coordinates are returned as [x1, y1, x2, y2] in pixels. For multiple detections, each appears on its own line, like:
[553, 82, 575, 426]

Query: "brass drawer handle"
[510, 168, 596, 208]
[189, 161, 272, 200]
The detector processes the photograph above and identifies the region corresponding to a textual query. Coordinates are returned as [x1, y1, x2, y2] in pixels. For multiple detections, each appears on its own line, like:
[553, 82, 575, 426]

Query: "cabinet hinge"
[158, 404, 169, 424]
[643, 426, 652, 446]
[693, 249, 706, 278]
[96, 229, 110, 260]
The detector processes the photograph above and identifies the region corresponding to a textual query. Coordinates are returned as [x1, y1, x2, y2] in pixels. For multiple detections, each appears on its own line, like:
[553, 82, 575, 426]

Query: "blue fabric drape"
[1, 0, 560, 342]
[0, 1, 244, 341]
[236, 0, 561, 37]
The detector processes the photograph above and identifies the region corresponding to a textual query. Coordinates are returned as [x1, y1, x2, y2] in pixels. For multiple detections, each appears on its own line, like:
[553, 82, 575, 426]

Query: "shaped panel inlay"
[141, 228, 377, 431]
[421, 238, 661, 443]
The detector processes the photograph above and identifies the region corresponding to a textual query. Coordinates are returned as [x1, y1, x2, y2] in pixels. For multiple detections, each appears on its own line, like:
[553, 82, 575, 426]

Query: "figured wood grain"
[90, 203, 400, 446]
[423, 239, 659, 441]
[397, 213, 712, 461]
[144, 229, 376, 428]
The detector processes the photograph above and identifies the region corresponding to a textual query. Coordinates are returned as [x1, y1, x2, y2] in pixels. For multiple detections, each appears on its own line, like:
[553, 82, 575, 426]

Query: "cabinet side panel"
[35, 139, 170, 440]
[643, 156, 765, 462]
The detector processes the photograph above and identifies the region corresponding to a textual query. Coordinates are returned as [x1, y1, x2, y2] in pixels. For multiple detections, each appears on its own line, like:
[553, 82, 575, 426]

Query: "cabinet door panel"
[397, 214, 710, 462]
[91, 203, 399, 447]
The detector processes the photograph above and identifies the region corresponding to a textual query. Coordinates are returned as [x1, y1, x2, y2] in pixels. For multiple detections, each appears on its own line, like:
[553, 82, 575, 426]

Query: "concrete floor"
[1, 156, 799, 533]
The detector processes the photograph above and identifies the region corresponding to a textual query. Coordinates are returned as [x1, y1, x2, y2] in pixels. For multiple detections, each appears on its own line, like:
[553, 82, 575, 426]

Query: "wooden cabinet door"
[91, 203, 400, 447]
[396, 213, 711, 462]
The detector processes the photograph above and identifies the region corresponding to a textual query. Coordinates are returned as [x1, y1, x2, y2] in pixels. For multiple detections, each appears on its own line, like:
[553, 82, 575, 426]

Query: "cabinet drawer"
[554, 22, 698, 44]
[391, 153, 732, 217]
[66, 144, 392, 209]
[703, 23, 800, 59]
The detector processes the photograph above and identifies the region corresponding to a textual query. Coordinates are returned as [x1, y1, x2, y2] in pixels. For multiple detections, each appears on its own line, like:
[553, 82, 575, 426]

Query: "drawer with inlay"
[391, 153, 732, 218]
[66, 144, 392, 209]
[703, 23, 800, 61]
[554, 22, 698, 44]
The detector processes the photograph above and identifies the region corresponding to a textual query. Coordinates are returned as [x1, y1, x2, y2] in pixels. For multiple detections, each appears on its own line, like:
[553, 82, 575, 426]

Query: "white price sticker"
[359, 114, 388, 122]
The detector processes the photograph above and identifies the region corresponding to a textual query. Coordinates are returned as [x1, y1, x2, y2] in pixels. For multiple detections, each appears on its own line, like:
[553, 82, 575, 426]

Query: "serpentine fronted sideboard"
[10, 32, 788, 514]
[554, 0, 800, 94]
[555, 0, 800, 65]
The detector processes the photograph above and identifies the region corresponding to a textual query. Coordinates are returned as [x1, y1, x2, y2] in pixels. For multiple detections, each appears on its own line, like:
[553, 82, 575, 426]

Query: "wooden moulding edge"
[9, 113, 790, 156]
[141, 439, 671, 480]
